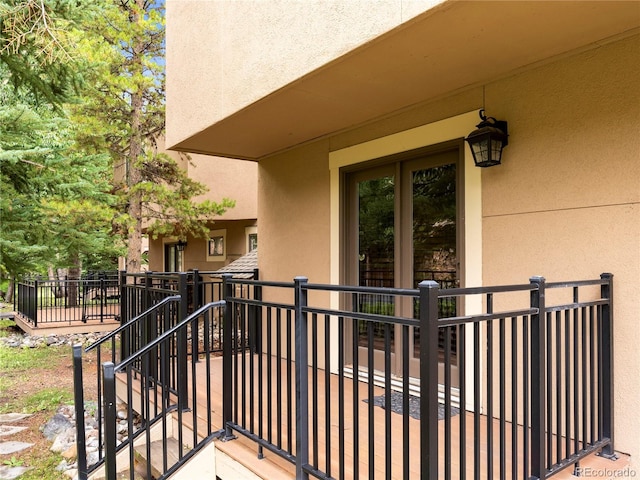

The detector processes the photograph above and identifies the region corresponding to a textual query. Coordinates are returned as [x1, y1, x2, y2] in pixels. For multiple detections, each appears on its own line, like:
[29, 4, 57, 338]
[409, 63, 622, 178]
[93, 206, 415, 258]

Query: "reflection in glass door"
[409, 162, 458, 365]
[357, 172, 395, 353]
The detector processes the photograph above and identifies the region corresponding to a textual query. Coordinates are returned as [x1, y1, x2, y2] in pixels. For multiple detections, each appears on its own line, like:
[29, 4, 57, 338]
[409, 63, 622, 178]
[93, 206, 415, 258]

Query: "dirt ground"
[0, 331, 103, 479]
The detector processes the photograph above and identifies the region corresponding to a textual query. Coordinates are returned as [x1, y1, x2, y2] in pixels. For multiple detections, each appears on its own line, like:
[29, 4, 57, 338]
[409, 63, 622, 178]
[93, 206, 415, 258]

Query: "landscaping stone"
[0, 441, 33, 455]
[0, 331, 105, 350]
[42, 413, 72, 440]
[0, 426, 26, 437]
[0, 414, 31, 424]
[0, 465, 31, 480]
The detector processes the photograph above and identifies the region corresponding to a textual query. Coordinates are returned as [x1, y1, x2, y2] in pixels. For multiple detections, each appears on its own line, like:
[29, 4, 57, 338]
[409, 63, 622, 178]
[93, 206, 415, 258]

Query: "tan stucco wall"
[259, 141, 331, 283]
[481, 35, 640, 459]
[257, 35, 639, 460]
[188, 154, 257, 220]
[165, 0, 444, 148]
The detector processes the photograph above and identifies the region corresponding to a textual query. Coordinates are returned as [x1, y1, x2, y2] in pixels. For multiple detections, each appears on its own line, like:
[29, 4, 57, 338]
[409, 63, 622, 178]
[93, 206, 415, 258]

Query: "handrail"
[115, 300, 226, 371]
[101, 299, 227, 480]
[84, 295, 181, 353]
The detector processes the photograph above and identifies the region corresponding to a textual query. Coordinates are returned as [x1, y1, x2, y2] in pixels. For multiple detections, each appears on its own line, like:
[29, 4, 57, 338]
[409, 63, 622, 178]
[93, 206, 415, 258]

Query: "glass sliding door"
[346, 147, 461, 381]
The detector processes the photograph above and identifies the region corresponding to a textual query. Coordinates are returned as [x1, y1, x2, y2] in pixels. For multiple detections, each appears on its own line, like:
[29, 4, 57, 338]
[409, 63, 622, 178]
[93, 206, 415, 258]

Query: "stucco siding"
[259, 141, 331, 284]
[481, 35, 640, 459]
[189, 154, 258, 220]
[165, 0, 444, 148]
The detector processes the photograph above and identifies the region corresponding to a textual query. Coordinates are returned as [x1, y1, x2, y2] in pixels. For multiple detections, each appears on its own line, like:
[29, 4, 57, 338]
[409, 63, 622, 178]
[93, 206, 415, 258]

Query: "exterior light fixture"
[176, 240, 187, 252]
[465, 109, 508, 167]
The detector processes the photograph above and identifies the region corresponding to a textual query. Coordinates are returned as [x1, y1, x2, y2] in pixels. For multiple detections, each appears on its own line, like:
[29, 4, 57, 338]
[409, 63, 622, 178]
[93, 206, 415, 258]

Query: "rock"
[63, 467, 77, 479]
[0, 426, 27, 437]
[42, 413, 72, 440]
[0, 413, 31, 424]
[0, 465, 31, 480]
[0, 441, 33, 455]
[62, 443, 77, 460]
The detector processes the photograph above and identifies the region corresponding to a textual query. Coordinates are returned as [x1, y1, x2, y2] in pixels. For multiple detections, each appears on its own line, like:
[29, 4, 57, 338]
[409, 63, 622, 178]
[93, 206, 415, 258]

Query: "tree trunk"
[5, 277, 14, 304]
[125, 1, 145, 275]
[126, 90, 144, 275]
[67, 255, 81, 307]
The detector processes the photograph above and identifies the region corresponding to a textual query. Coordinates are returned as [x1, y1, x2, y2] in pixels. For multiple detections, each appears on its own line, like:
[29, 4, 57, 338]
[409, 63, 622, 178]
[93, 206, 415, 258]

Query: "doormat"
[364, 391, 459, 420]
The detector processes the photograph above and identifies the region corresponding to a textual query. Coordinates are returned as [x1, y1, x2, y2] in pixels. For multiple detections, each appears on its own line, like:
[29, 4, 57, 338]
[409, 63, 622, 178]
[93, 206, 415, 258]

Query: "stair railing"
[101, 300, 226, 480]
[73, 295, 181, 479]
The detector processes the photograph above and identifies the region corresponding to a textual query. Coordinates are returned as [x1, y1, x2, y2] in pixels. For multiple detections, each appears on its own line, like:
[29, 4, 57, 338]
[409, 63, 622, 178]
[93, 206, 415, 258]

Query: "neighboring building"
[146, 149, 258, 272]
[165, 0, 639, 471]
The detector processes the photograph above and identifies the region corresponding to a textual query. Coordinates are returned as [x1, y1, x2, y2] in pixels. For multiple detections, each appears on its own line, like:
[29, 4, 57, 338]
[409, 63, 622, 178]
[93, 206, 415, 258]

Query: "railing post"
[102, 362, 117, 480]
[192, 269, 201, 360]
[73, 345, 88, 480]
[221, 274, 236, 440]
[177, 272, 189, 411]
[294, 276, 310, 480]
[418, 280, 440, 479]
[529, 276, 546, 480]
[99, 277, 105, 323]
[249, 269, 261, 354]
[33, 279, 39, 327]
[599, 273, 616, 458]
[119, 270, 128, 361]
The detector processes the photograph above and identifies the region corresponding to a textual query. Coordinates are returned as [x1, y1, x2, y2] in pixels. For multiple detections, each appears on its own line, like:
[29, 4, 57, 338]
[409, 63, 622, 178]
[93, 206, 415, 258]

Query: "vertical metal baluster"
[325, 314, 332, 478]
[445, 326, 452, 480]
[312, 313, 319, 468]
[459, 323, 466, 479]
[556, 310, 562, 466]
[474, 319, 481, 480]
[565, 309, 571, 459]
[384, 321, 391, 480]
[367, 319, 374, 479]
[511, 317, 518, 480]
[486, 293, 494, 480]
[287, 308, 293, 455]
[338, 316, 345, 480]
[403, 324, 410, 480]
[499, 316, 506, 479]
[277, 308, 283, 449]
[267, 305, 273, 447]
[352, 315, 359, 480]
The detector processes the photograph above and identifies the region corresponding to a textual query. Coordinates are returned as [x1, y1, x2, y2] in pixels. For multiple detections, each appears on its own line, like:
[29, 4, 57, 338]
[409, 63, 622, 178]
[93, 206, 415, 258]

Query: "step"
[134, 437, 186, 479]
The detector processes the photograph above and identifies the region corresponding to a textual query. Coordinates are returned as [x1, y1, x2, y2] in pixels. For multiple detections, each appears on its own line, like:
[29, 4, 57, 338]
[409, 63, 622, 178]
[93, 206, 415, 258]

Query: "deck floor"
[176, 354, 631, 480]
[12, 305, 120, 336]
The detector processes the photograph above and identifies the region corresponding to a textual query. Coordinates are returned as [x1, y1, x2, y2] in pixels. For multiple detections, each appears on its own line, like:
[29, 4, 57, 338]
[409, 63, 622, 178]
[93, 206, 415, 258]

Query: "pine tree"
[73, 0, 233, 273]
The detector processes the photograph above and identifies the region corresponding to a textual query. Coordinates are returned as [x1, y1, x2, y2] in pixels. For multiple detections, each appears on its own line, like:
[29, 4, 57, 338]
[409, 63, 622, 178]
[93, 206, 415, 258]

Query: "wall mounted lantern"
[465, 109, 509, 167]
[176, 240, 187, 252]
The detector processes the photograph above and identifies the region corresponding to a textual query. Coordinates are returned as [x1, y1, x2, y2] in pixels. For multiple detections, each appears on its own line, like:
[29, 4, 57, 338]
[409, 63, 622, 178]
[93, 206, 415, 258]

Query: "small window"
[245, 226, 258, 252]
[207, 229, 226, 262]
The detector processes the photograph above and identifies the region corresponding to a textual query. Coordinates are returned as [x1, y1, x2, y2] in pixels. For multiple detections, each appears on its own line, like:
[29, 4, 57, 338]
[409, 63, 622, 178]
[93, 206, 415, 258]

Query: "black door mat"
[364, 391, 460, 420]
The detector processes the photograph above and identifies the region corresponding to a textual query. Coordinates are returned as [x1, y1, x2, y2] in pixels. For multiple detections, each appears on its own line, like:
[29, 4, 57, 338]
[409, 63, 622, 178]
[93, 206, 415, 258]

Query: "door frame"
[329, 110, 483, 411]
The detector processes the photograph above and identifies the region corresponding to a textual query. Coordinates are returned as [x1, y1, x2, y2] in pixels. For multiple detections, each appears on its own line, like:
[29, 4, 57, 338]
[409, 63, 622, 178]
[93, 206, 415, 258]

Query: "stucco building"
[165, 0, 640, 473]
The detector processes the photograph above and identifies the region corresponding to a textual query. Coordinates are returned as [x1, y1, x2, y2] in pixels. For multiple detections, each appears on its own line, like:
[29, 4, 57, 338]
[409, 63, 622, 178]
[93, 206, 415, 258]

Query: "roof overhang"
[171, 1, 640, 161]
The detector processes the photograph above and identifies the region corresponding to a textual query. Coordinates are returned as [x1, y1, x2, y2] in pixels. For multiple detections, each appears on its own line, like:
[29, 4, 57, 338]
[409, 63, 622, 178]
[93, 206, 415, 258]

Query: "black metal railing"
[72, 270, 256, 480]
[120, 269, 257, 356]
[74, 295, 181, 475]
[73, 271, 613, 480]
[73, 299, 226, 480]
[15, 273, 120, 326]
[221, 273, 614, 480]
